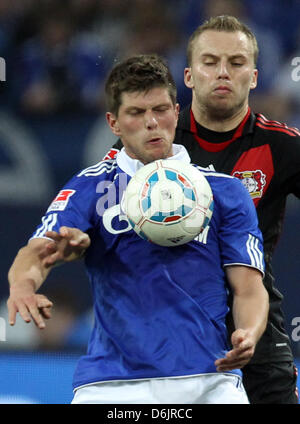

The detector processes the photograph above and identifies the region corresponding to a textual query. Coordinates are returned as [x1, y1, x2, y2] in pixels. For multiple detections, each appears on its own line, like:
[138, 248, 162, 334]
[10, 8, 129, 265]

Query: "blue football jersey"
[31, 145, 264, 390]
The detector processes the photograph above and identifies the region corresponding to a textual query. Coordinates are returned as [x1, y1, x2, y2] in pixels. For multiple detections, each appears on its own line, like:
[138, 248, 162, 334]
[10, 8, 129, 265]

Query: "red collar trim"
[190, 107, 251, 152]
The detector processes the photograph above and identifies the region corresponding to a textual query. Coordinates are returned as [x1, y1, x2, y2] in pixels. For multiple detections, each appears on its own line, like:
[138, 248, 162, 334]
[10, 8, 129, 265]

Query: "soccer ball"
[122, 159, 214, 246]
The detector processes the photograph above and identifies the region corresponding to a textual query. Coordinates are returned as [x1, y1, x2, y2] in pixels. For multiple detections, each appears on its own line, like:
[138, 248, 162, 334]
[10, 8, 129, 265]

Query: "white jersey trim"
[246, 233, 264, 271]
[77, 159, 117, 177]
[31, 213, 58, 238]
[198, 169, 235, 179]
[73, 371, 242, 392]
[223, 263, 265, 278]
[116, 144, 191, 177]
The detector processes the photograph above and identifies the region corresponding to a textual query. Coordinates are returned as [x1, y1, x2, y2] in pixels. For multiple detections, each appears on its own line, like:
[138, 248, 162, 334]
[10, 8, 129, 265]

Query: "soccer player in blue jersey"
[7, 54, 269, 404]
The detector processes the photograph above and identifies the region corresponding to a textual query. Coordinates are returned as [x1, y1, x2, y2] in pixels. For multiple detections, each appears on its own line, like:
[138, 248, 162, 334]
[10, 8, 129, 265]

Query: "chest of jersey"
[183, 133, 275, 207]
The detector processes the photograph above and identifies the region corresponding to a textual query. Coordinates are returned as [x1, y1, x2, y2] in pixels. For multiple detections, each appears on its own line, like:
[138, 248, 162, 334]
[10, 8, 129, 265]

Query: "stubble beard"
[140, 143, 173, 165]
[196, 92, 245, 122]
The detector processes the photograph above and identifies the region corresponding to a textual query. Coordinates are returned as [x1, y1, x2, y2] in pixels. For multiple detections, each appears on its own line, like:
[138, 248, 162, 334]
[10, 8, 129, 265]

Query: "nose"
[217, 60, 230, 79]
[144, 110, 158, 129]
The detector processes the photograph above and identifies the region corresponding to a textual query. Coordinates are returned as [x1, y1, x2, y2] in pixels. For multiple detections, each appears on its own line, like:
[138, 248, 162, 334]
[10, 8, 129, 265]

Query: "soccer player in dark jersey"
[7, 54, 269, 404]
[176, 15, 300, 404]
[177, 15, 300, 405]
[109, 16, 300, 404]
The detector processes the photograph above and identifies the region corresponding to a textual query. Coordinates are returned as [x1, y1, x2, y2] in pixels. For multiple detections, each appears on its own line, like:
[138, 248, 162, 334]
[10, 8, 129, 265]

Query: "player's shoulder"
[59, 159, 119, 196]
[76, 158, 118, 179]
[193, 164, 234, 182]
[255, 113, 300, 139]
[194, 165, 249, 199]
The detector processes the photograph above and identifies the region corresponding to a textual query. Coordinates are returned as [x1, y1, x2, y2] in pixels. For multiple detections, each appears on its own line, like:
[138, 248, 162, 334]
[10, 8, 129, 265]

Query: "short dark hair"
[105, 54, 177, 116]
[187, 15, 259, 66]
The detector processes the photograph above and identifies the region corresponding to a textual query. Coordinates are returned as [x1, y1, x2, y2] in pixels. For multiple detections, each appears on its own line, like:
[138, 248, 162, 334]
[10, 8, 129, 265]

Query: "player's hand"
[214, 329, 256, 371]
[7, 281, 53, 329]
[41, 226, 91, 267]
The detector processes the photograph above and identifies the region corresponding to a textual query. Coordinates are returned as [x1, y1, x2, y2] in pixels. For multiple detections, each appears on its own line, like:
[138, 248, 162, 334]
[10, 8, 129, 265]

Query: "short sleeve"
[215, 177, 265, 275]
[31, 174, 96, 239]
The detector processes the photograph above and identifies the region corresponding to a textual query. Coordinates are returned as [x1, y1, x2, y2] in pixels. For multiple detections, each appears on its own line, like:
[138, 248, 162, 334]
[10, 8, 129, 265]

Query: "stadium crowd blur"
[1, 0, 300, 354]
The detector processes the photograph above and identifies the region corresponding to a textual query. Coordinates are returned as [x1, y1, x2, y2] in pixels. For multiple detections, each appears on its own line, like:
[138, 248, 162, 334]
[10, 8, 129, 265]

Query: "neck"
[191, 100, 249, 132]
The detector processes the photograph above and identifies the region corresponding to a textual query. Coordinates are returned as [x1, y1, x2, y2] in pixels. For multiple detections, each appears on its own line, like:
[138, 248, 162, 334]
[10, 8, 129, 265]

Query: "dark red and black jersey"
[174, 105, 300, 363]
[112, 105, 300, 363]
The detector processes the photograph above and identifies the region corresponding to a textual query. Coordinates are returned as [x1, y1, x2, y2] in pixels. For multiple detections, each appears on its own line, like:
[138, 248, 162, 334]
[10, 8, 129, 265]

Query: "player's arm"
[215, 265, 269, 371]
[7, 227, 90, 328]
[7, 238, 54, 329]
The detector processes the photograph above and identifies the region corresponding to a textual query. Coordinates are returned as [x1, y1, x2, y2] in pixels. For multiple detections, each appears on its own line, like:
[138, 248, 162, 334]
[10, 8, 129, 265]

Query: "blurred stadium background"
[0, 0, 299, 404]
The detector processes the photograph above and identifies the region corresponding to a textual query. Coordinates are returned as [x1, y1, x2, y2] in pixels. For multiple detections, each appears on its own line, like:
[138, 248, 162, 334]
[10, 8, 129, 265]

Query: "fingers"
[37, 295, 53, 320]
[7, 300, 18, 326]
[45, 227, 90, 248]
[215, 347, 254, 371]
[44, 230, 63, 243]
[7, 295, 53, 329]
[42, 250, 63, 267]
[215, 330, 255, 371]
[60, 227, 90, 248]
[42, 227, 90, 265]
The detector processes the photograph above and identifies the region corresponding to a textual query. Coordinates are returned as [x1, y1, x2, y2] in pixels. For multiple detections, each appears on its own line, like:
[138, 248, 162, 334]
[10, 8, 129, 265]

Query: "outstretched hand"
[7, 281, 53, 329]
[214, 329, 256, 371]
[41, 226, 91, 267]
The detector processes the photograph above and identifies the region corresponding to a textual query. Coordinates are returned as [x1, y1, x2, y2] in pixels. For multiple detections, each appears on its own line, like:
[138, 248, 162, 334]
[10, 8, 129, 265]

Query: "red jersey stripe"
[257, 114, 300, 136]
[256, 121, 299, 137]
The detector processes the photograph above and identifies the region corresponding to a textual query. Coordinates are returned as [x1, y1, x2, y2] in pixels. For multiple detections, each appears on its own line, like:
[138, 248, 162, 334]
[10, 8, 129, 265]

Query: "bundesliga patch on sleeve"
[47, 189, 76, 212]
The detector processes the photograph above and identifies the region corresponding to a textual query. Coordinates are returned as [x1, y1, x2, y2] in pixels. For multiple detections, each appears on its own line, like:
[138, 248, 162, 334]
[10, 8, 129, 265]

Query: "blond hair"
[187, 15, 259, 66]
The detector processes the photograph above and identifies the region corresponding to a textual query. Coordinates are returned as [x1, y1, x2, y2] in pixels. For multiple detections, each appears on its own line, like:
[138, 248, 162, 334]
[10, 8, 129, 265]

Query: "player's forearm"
[232, 284, 269, 343]
[8, 244, 51, 293]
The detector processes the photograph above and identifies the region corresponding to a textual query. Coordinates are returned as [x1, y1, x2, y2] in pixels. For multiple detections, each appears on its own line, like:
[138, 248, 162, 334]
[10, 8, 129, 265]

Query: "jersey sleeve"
[213, 176, 265, 275]
[279, 133, 300, 199]
[31, 173, 96, 240]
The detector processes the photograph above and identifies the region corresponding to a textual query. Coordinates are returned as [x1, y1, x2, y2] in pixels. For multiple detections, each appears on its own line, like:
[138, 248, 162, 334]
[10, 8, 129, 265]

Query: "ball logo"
[161, 189, 172, 200]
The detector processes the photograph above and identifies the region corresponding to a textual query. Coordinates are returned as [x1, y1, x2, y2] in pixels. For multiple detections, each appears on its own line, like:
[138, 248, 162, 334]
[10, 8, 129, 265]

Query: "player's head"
[187, 15, 258, 67]
[184, 15, 258, 121]
[105, 54, 177, 117]
[105, 54, 179, 165]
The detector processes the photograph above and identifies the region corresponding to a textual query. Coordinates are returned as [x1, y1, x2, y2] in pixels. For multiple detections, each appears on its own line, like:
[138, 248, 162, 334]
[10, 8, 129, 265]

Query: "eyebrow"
[201, 53, 247, 60]
[125, 103, 172, 112]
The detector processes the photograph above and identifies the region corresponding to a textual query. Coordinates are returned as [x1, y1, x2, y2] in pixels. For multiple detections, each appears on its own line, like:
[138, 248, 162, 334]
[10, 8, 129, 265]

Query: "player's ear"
[184, 67, 194, 89]
[250, 69, 258, 90]
[106, 112, 121, 136]
[175, 103, 180, 121]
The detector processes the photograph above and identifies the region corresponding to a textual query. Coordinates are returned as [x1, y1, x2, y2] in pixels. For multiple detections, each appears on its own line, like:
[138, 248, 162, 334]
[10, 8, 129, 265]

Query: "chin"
[209, 102, 242, 120]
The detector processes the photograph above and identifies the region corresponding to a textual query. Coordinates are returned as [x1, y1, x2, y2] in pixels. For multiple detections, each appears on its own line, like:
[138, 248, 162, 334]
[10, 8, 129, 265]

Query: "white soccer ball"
[123, 159, 214, 246]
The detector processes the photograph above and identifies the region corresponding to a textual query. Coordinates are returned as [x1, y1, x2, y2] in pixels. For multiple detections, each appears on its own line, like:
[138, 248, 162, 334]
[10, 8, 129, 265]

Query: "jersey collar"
[178, 105, 256, 152]
[116, 144, 191, 177]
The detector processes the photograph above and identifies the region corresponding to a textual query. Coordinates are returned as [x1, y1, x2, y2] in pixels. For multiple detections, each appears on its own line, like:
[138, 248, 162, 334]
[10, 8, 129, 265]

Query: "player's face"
[106, 87, 179, 164]
[184, 30, 258, 120]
